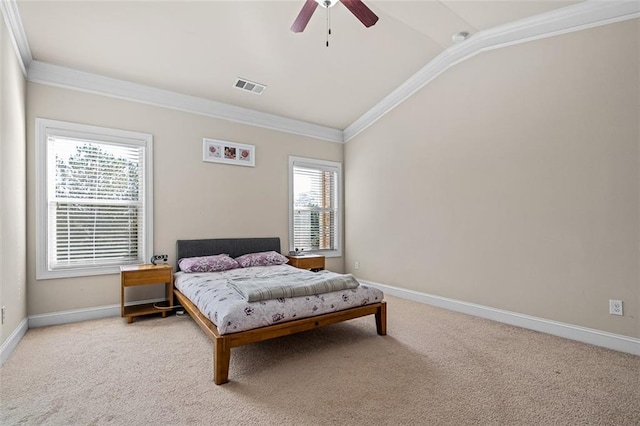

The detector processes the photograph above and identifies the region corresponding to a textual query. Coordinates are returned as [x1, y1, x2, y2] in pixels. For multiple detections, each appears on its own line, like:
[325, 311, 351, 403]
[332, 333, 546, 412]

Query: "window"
[36, 118, 153, 279]
[289, 156, 342, 257]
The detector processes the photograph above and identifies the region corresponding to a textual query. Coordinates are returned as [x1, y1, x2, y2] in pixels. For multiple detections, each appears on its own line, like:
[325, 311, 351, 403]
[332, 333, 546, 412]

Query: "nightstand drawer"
[121, 267, 172, 286]
[286, 255, 325, 271]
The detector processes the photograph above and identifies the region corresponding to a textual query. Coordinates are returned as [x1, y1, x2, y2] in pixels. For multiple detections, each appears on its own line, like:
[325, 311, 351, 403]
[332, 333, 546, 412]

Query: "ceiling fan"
[291, 0, 379, 36]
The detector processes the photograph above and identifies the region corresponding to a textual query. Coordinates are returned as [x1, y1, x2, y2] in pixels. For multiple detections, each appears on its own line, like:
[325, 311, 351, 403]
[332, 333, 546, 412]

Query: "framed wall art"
[203, 138, 255, 167]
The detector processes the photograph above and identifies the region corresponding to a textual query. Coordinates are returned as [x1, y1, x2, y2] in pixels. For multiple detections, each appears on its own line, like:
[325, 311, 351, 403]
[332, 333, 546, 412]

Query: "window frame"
[35, 118, 153, 279]
[288, 156, 342, 258]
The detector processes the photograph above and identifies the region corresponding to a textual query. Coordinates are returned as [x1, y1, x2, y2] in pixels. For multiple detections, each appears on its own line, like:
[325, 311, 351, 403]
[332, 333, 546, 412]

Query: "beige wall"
[26, 84, 343, 315]
[345, 20, 639, 338]
[14, 14, 640, 343]
[0, 16, 27, 346]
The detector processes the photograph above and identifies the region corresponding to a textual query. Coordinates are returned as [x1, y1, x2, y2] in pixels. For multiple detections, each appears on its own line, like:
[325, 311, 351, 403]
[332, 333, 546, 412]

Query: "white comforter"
[174, 264, 384, 335]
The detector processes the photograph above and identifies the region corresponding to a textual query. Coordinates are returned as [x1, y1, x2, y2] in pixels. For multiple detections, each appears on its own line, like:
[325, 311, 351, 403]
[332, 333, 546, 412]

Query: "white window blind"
[36, 119, 153, 279]
[49, 137, 144, 268]
[289, 157, 342, 256]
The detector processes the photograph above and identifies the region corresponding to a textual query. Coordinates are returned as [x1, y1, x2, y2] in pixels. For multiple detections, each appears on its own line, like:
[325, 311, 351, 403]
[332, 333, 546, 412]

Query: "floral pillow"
[178, 254, 240, 273]
[235, 251, 289, 268]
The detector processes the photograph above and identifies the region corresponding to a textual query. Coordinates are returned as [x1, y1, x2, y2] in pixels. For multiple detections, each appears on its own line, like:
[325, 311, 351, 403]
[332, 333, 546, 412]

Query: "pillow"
[235, 251, 289, 268]
[178, 254, 240, 273]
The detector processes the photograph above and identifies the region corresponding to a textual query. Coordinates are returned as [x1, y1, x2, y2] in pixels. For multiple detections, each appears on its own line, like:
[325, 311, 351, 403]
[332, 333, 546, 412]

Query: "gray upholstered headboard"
[175, 237, 281, 271]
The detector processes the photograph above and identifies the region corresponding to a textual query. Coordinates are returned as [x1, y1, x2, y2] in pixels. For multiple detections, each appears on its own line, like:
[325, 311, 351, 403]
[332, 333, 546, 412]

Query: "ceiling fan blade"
[340, 0, 379, 28]
[291, 0, 319, 33]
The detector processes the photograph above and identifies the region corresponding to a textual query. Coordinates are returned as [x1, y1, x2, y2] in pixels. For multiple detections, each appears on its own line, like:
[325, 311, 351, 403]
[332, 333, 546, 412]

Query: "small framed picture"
[203, 138, 255, 167]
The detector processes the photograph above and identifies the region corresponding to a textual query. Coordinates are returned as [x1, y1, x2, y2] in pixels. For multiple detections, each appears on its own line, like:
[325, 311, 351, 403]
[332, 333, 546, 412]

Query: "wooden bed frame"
[174, 237, 387, 385]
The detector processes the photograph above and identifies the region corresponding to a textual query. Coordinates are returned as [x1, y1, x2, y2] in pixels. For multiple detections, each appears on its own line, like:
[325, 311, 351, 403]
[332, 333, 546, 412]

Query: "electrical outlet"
[354, 261, 360, 270]
[1, 306, 5, 324]
[609, 300, 623, 316]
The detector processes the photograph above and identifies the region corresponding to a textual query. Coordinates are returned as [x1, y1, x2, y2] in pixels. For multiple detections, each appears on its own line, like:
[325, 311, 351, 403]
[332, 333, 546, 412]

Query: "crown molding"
[2, 0, 343, 143]
[343, 0, 640, 142]
[7, 0, 638, 143]
[0, 0, 33, 76]
[27, 61, 344, 143]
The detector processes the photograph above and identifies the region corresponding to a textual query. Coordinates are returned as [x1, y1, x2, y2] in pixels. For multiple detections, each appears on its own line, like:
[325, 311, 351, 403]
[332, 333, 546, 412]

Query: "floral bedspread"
[174, 264, 384, 335]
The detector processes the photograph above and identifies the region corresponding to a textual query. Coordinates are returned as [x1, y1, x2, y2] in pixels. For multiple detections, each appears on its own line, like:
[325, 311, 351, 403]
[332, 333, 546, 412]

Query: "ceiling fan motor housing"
[317, 0, 339, 7]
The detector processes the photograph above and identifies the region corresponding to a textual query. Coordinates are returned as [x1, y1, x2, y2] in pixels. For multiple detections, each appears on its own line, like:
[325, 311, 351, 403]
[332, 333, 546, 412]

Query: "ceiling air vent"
[234, 78, 266, 95]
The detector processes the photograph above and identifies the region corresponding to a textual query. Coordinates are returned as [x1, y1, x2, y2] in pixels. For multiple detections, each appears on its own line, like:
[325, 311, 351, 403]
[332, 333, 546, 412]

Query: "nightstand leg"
[127, 317, 133, 324]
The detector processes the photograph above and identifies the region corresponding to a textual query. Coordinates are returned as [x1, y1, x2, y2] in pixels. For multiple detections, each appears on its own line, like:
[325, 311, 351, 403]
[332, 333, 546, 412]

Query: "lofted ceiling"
[13, 0, 597, 133]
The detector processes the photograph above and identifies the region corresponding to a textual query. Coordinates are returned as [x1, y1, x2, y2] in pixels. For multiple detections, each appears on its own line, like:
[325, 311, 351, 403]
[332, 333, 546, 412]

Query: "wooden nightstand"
[120, 264, 174, 323]
[286, 255, 325, 272]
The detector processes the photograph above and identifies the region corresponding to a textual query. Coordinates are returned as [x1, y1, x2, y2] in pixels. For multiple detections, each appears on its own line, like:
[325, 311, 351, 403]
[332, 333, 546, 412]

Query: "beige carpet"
[1, 295, 638, 425]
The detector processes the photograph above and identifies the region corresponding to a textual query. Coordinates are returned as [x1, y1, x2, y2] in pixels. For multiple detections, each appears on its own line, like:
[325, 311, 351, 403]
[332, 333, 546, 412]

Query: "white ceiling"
[16, 0, 585, 131]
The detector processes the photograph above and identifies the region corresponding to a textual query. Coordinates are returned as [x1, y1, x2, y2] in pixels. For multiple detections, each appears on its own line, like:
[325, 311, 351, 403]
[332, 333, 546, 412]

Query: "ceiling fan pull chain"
[326, 2, 330, 47]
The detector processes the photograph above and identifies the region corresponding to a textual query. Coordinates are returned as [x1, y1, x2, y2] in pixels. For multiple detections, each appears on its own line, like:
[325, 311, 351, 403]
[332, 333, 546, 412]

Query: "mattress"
[174, 264, 384, 335]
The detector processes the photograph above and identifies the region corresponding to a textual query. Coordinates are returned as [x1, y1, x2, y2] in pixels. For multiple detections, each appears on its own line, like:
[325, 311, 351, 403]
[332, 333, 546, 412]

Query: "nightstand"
[286, 255, 325, 272]
[120, 264, 174, 323]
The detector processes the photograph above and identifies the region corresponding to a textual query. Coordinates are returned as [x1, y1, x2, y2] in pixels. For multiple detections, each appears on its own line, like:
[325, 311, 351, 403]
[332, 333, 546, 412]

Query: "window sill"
[289, 251, 342, 258]
[36, 264, 129, 280]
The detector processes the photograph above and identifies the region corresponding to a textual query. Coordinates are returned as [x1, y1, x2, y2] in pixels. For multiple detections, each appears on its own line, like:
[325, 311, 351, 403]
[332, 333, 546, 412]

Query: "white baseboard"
[0, 299, 169, 364]
[0, 318, 28, 366]
[27, 298, 167, 328]
[5, 287, 636, 365]
[28, 304, 120, 328]
[362, 280, 640, 356]
[0, 298, 169, 365]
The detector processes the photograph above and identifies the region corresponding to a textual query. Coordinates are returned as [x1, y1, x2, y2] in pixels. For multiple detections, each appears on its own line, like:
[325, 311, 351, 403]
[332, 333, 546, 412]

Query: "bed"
[173, 237, 387, 384]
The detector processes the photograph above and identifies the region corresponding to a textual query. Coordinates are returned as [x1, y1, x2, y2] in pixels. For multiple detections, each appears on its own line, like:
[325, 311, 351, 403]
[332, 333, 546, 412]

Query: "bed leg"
[375, 302, 387, 336]
[213, 337, 231, 385]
